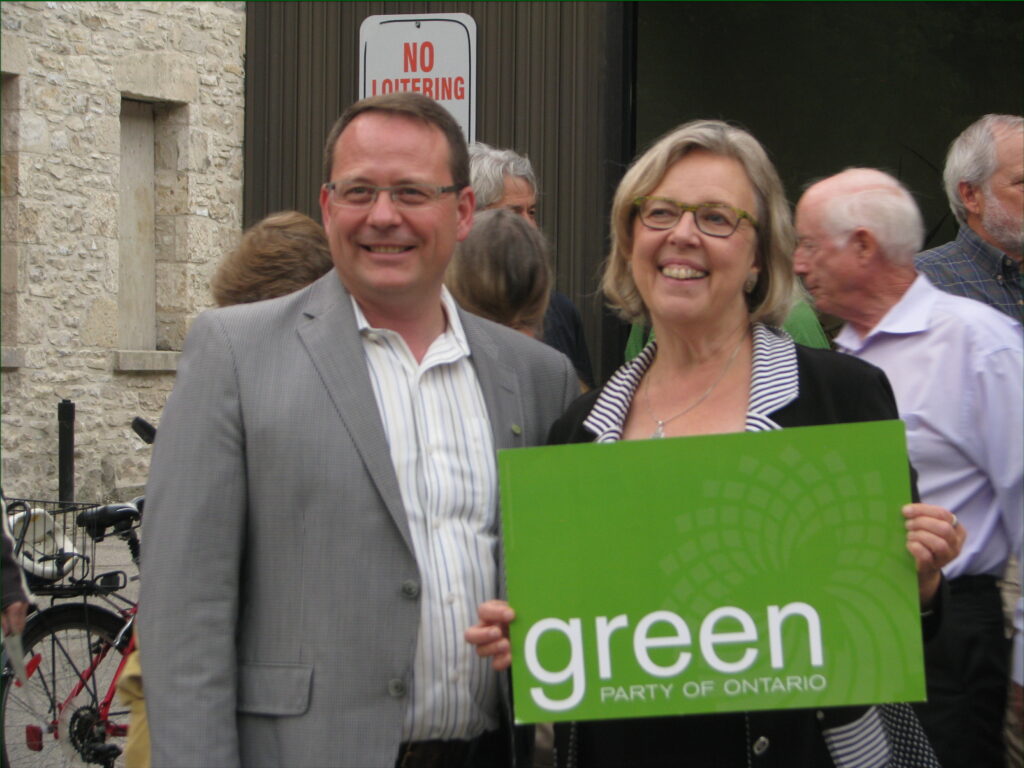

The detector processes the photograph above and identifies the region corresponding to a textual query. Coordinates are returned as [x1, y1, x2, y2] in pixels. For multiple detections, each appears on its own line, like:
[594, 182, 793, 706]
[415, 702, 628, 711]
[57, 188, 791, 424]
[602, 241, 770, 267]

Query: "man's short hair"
[603, 119, 798, 327]
[446, 208, 552, 335]
[817, 169, 924, 267]
[468, 142, 538, 210]
[321, 93, 470, 189]
[943, 114, 1023, 225]
[212, 211, 332, 307]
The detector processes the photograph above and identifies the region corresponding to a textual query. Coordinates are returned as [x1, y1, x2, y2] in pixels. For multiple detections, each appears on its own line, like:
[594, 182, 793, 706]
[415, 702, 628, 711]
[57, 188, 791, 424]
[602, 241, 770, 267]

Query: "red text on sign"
[370, 76, 465, 100]
[403, 42, 435, 72]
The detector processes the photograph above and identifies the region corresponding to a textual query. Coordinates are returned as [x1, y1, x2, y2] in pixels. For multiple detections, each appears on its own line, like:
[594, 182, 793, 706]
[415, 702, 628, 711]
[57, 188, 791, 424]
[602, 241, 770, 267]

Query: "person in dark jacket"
[469, 142, 596, 387]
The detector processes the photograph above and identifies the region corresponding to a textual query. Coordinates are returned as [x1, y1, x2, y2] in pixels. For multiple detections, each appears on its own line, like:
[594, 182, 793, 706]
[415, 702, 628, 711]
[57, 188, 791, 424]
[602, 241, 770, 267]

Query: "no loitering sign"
[359, 13, 477, 141]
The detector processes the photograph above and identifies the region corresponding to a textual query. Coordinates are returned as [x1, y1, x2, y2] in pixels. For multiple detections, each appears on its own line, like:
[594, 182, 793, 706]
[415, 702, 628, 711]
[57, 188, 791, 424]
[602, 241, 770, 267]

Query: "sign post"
[499, 420, 926, 724]
[359, 13, 477, 141]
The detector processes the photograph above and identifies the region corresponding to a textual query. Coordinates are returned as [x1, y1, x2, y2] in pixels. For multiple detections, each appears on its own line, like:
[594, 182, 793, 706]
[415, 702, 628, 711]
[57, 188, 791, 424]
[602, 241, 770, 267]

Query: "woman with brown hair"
[446, 207, 553, 339]
[211, 210, 333, 307]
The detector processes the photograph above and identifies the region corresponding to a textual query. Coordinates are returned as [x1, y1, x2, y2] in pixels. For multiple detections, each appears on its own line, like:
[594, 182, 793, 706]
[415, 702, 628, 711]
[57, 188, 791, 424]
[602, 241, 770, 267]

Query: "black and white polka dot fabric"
[879, 703, 942, 768]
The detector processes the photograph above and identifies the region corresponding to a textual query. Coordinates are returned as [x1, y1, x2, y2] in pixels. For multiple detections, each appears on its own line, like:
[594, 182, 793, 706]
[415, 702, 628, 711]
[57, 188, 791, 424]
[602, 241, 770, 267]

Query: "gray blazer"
[139, 271, 579, 768]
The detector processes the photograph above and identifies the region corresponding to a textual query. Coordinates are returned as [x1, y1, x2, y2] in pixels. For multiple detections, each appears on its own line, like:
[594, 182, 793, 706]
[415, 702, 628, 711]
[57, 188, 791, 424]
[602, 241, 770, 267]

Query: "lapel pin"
[511, 424, 523, 436]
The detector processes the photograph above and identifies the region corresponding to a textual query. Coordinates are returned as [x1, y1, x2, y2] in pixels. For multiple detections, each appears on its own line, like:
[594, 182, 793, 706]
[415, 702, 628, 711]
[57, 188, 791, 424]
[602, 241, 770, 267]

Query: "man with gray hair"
[794, 167, 1023, 768]
[469, 142, 595, 387]
[469, 142, 540, 225]
[915, 114, 1023, 321]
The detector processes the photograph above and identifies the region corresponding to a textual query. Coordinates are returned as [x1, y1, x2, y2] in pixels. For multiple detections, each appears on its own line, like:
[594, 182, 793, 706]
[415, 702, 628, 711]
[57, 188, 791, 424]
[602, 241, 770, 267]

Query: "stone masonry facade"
[1, 2, 246, 501]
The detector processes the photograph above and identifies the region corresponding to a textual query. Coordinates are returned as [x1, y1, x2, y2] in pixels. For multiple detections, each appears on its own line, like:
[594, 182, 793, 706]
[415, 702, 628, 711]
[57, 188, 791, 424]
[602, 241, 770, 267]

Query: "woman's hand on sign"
[903, 502, 966, 607]
[465, 600, 515, 670]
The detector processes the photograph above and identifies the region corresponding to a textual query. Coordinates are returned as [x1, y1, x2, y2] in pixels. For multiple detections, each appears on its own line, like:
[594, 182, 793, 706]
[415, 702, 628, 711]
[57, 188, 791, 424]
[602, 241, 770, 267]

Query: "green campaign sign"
[498, 420, 926, 724]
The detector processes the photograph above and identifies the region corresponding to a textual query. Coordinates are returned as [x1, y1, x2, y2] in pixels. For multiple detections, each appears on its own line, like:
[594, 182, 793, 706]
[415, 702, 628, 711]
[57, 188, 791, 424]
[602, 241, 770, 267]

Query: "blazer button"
[387, 678, 407, 698]
[752, 736, 770, 756]
[401, 580, 420, 599]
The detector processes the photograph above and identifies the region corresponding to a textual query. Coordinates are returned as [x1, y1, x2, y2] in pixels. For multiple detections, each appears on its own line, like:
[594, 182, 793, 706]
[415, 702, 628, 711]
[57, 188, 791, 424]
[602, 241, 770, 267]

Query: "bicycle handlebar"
[131, 416, 156, 445]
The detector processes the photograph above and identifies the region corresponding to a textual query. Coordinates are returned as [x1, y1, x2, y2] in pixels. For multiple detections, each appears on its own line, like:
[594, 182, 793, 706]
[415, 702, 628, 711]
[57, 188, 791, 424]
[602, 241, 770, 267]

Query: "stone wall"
[1, 2, 246, 501]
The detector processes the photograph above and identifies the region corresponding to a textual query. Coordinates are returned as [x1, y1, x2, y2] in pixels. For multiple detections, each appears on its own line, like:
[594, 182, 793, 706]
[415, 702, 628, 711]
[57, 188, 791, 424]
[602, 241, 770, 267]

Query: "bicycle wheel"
[1, 604, 129, 768]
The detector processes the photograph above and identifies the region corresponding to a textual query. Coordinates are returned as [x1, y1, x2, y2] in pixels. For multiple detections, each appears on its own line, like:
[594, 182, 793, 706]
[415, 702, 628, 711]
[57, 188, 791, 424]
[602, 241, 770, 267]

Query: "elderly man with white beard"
[915, 114, 1023, 322]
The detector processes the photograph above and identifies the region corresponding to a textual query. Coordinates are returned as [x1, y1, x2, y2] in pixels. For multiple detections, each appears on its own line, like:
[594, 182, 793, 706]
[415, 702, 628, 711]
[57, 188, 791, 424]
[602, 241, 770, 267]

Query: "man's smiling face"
[319, 111, 474, 311]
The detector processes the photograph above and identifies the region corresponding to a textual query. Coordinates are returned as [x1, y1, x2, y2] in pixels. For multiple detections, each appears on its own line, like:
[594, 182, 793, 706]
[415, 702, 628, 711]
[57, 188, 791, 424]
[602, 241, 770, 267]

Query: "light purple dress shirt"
[835, 275, 1023, 684]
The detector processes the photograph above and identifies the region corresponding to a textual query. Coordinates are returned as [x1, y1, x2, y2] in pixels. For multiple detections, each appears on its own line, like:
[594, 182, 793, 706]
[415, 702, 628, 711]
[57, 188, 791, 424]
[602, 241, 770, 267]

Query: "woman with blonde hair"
[468, 120, 963, 767]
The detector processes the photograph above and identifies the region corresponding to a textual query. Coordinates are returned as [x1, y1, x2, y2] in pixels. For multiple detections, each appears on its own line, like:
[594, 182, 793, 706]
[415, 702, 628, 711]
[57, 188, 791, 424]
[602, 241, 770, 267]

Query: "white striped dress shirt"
[353, 289, 499, 742]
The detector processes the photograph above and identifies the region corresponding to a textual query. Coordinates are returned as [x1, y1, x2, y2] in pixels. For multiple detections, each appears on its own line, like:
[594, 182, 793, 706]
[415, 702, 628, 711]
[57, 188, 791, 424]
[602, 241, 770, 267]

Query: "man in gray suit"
[139, 93, 578, 768]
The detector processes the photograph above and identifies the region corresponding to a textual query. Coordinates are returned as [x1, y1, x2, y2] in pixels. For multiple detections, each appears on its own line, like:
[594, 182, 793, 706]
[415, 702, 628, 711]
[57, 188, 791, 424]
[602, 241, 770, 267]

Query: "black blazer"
[547, 344, 942, 768]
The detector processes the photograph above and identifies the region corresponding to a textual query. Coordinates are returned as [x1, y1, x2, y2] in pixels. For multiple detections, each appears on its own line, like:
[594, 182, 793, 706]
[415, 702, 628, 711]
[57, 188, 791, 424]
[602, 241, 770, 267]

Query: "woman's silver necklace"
[644, 334, 746, 439]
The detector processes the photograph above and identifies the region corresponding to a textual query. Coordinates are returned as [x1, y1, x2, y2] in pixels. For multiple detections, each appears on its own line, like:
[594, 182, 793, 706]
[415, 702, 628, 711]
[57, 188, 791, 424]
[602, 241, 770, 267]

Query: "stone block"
[0, 344, 25, 368]
[115, 52, 198, 103]
[0, 289, 17, 342]
[154, 124, 179, 171]
[80, 296, 117, 347]
[155, 260, 187, 312]
[65, 55, 108, 87]
[12, 199, 50, 243]
[154, 169, 188, 216]
[113, 349, 180, 372]
[154, 215, 176, 260]
[1, 34, 29, 75]
[88, 114, 120, 156]
[0, 152, 18, 196]
[187, 129, 209, 172]
[31, 82, 70, 114]
[18, 110, 49, 153]
[1, 104, 17, 155]
[156, 313, 187, 351]
[1, 240, 19, 292]
[181, 212, 228, 263]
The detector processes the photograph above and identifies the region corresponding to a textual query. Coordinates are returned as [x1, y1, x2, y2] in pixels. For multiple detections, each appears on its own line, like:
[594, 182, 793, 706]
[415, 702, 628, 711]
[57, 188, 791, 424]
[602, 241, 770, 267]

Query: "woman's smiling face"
[630, 150, 760, 334]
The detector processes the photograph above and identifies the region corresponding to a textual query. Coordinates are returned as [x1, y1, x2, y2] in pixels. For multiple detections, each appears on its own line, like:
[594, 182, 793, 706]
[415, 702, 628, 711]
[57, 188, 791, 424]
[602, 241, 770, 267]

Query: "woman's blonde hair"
[602, 119, 798, 326]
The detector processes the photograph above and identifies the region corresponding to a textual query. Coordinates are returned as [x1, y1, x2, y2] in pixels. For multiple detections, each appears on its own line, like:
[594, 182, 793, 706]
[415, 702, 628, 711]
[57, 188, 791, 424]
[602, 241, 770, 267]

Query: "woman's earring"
[744, 272, 758, 294]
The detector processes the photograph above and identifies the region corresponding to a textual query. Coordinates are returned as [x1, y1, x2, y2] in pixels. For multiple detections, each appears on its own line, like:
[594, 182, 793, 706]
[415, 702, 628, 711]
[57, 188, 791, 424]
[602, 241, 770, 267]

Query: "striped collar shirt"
[352, 288, 499, 741]
[915, 225, 1023, 322]
[582, 322, 800, 440]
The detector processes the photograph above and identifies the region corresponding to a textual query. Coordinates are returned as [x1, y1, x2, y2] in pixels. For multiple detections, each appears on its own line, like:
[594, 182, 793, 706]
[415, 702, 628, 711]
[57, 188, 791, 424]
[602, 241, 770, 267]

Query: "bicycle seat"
[76, 503, 140, 540]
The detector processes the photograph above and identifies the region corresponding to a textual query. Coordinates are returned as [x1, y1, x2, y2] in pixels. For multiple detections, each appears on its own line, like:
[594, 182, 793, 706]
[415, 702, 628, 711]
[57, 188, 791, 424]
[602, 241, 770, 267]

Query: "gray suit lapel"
[460, 309, 527, 452]
[295, 273, 413, 551]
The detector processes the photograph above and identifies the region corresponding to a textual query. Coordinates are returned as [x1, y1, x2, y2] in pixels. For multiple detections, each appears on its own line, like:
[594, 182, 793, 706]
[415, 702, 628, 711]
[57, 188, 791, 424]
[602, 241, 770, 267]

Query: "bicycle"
[1, 497, 141, 768]
[2, 419, 153, 768]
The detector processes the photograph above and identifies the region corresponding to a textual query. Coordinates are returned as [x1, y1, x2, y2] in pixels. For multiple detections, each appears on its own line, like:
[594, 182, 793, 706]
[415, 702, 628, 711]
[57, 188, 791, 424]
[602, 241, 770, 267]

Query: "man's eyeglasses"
[633, 197, 759, 238]
[323, 181, 460, 209]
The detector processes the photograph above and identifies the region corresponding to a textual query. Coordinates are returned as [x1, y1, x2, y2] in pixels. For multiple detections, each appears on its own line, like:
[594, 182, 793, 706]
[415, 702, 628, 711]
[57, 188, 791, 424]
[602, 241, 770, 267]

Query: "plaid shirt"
[915, 225, 1023, 322]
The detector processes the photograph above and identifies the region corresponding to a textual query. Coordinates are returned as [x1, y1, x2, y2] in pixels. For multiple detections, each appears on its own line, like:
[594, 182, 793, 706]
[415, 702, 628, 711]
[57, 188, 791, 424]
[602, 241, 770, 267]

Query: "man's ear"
[319, 185, 333, 231]
[455, 186, 476, 241]
[850, 227, 881, 264]
[959, 180, 983, 216]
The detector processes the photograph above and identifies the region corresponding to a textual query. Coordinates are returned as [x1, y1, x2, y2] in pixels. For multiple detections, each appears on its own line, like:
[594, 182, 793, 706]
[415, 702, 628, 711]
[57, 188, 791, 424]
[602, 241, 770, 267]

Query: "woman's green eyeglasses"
[633, 197, 758, 237]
